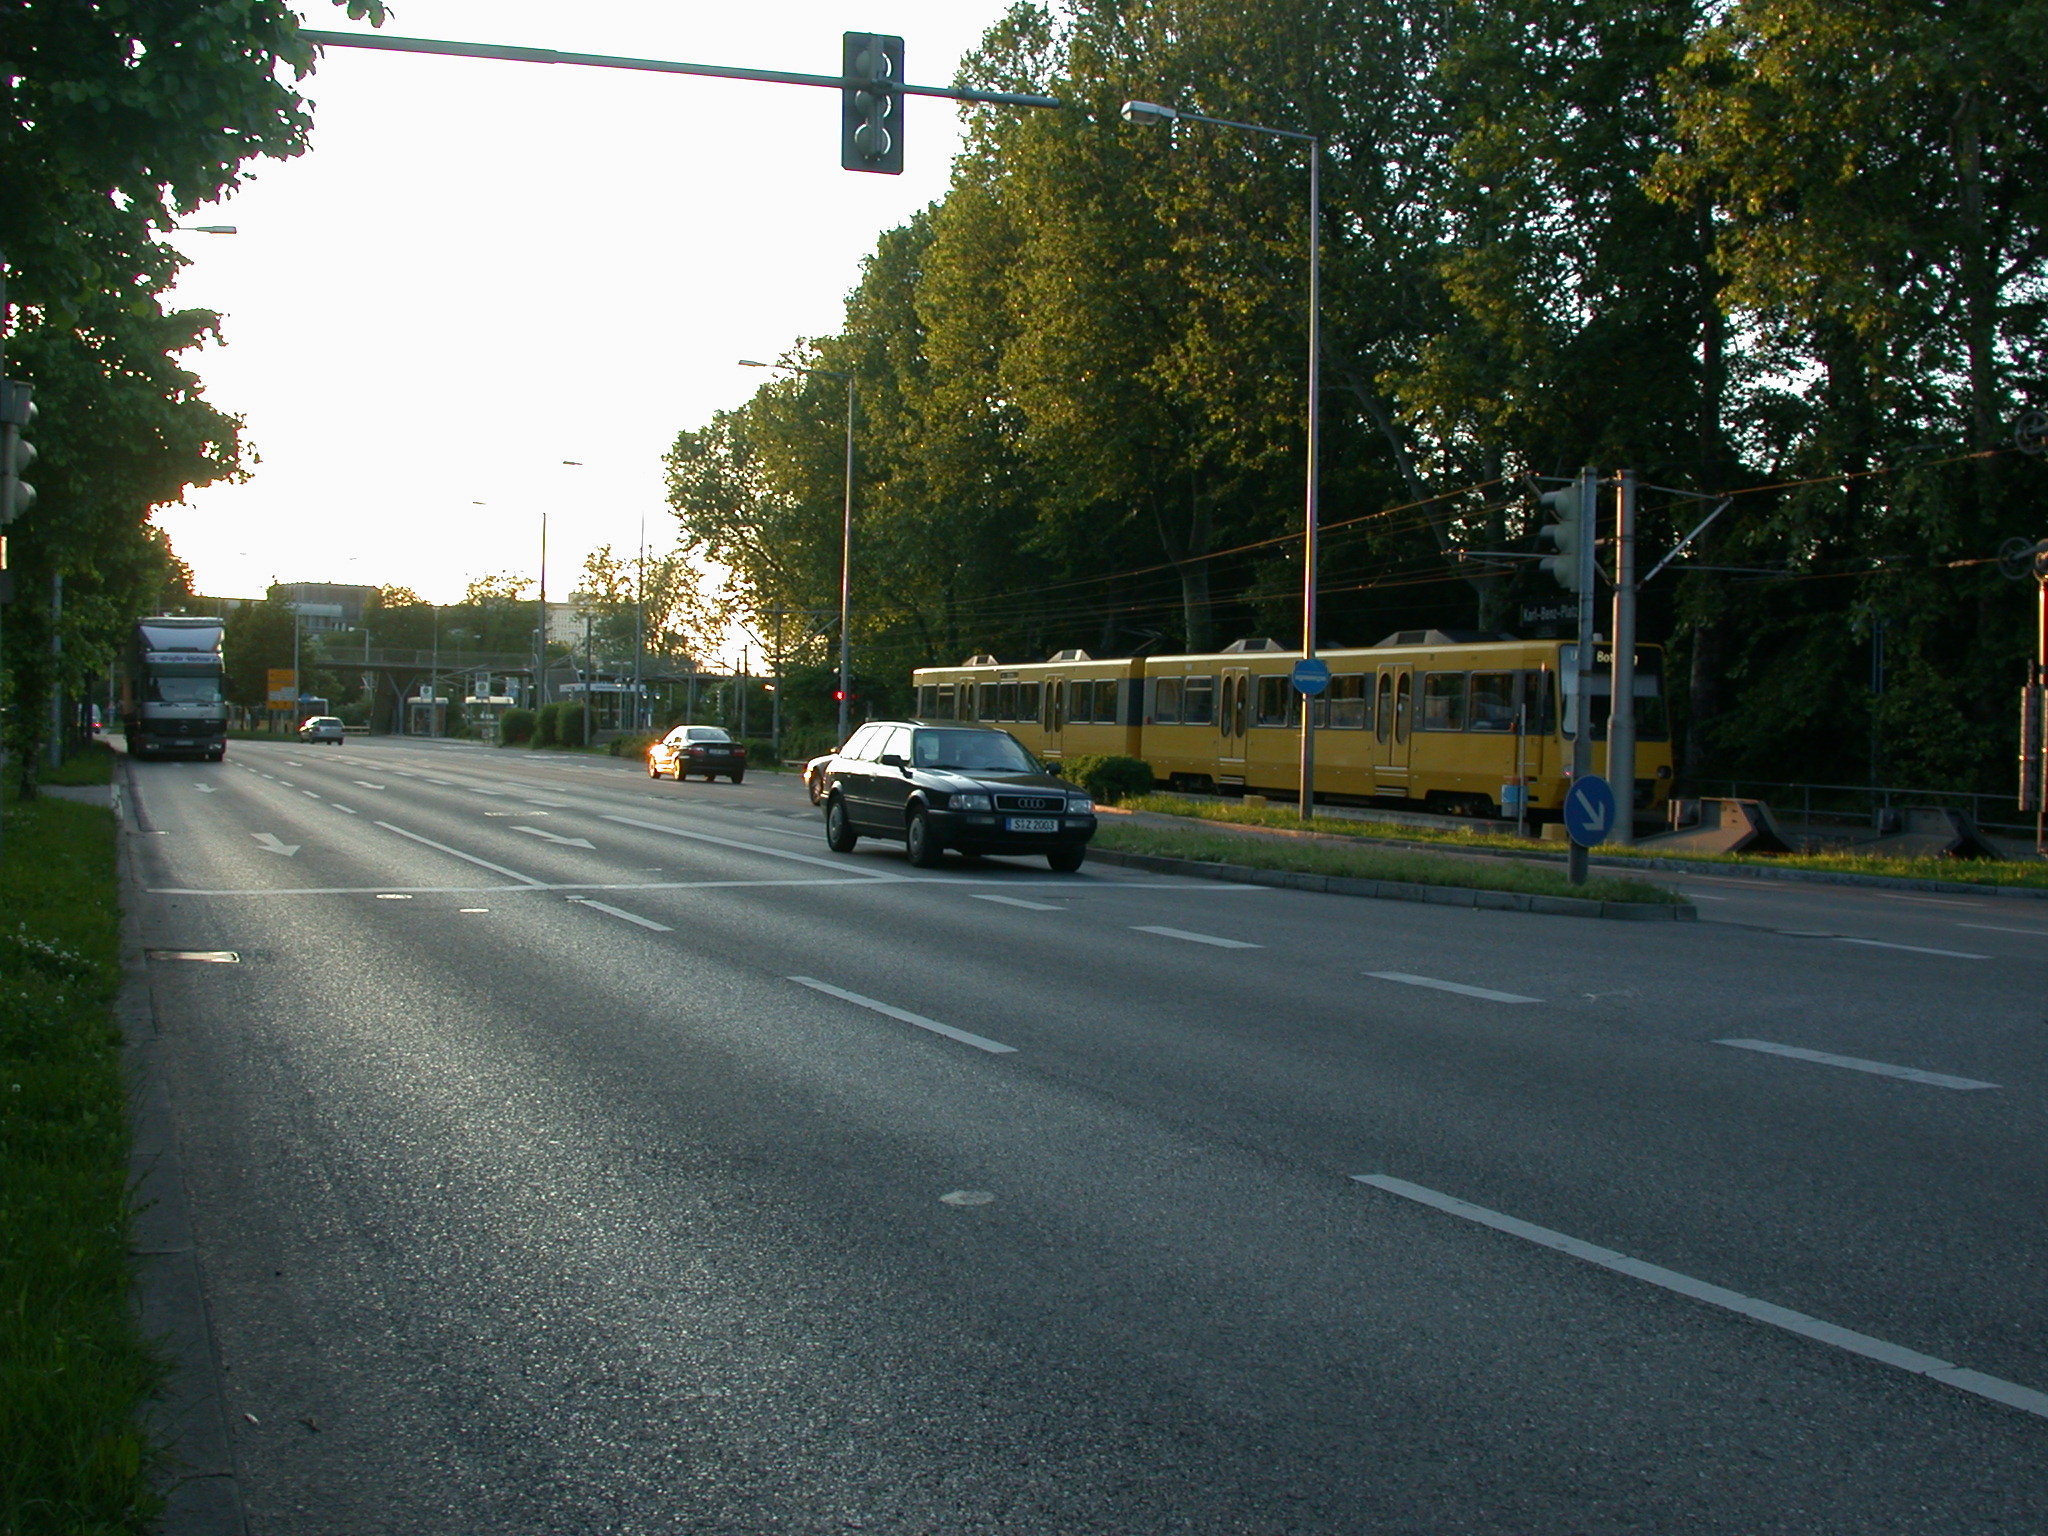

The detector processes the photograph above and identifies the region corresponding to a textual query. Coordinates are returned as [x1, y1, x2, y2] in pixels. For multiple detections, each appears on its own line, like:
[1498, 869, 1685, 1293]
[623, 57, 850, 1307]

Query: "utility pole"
[582, 609, 594, 748]
[45, 571, 61, 768]
[1608, 470, 1638, 846]
[1568, 466, 1599, 886]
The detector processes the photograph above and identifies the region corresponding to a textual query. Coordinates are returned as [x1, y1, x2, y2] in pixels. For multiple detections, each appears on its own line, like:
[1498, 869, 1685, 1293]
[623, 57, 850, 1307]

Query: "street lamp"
[1122, 98, 1322, 819]
[741, 357, 856, 742]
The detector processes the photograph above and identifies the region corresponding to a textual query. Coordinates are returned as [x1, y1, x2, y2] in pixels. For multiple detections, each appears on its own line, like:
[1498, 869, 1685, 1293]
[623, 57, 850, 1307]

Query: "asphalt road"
[127, 735, 2048, 1533]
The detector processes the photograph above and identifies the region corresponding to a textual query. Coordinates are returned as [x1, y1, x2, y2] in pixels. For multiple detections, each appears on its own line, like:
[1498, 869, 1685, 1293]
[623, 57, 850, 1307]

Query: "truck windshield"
[150, 676, 224, 705]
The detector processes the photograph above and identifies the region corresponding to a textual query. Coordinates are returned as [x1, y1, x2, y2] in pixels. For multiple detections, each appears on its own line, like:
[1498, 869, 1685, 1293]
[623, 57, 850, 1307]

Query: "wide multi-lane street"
[127, 735, 2046, 1533]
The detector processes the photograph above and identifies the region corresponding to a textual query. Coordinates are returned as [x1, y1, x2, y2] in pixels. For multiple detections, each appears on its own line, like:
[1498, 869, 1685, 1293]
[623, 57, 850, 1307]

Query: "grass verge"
[1124, 792, 2048, 890]
[0, 787, 164, 1534]
[1093, 817, 1685, 904]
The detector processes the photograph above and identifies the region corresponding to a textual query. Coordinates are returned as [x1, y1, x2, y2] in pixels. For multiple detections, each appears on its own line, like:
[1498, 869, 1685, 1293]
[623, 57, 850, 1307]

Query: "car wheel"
[670, 761, 684, 782]
[825, 795, 859, 853]
[807, 774, 824, 806]
[1046, 845, 1086, 873]
[729, 770, 745, 785]
[905, 810, 943, 868]
[647, 759, 659, 778]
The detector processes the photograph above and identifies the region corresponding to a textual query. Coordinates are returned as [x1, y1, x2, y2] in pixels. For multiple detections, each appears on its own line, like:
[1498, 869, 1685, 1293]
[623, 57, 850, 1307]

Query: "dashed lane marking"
[1955, 923, 2048, 937]
[1365, 971, 1541, 1004]
[1354, 1174, 2047, 1421]
[1777, 931, 1989, 959]
[790, 977, 1017, 1055]
[567, 897, 672, 932]
[1715, 1038, 1997, 1090]
[974, 894, 1065, 912]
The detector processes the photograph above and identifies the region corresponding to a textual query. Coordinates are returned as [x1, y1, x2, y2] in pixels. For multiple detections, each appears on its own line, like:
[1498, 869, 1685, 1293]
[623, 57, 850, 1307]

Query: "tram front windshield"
[1558, 646, 1668, 741]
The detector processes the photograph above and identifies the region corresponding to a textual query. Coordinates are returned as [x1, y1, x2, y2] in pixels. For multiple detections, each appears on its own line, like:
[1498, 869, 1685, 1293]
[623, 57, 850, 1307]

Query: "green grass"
[0, 790, 165, 1535]
[1094, 817, 1686, 904]
[41, 741, 116, 789]
[1123, 792, 2048, 889]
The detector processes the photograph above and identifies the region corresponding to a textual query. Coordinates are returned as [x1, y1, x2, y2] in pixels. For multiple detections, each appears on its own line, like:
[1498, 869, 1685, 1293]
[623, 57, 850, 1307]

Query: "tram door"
[1375, 665, 1413, 793]
[1044, 675, 1066, 759]
[1219, 666, 1250, 784]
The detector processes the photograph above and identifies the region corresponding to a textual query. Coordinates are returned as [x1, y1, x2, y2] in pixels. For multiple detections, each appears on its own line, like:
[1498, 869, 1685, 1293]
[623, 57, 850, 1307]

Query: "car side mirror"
[879, 752, 907, 769]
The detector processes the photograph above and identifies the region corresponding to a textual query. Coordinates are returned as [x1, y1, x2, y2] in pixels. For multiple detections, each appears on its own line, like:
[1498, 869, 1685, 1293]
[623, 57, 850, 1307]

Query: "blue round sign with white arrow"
[1563, 773, 1617, 847]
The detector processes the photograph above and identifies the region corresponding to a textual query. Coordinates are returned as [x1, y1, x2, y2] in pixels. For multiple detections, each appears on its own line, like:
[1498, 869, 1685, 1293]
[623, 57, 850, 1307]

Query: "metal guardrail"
[1685, 778, 2030, 834]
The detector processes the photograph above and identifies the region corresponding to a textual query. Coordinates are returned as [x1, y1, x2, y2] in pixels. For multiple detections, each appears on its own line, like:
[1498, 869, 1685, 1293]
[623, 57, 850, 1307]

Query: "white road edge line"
[374, 822, 548, 887]
[1715, 1038, 1997, 1090]
[1955, 923, 2048, 936]
[1353, 1173, 2048, 1421]
[1132, 925, 1261, 949]
[1777, 931, 1991, 959]
[568, 898, 672, 932]
[789, 977, 1017, 1054]
[1366, 971, 1540, 1004]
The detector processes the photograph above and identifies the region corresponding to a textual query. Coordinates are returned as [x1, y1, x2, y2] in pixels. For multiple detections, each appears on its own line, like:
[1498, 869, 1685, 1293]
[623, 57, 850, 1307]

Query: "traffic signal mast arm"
[298, 30, 1062, 109]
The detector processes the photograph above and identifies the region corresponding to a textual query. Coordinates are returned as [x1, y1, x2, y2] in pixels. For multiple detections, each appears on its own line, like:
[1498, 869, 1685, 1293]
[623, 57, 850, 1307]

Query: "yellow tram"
[913, 631, 1674, 820]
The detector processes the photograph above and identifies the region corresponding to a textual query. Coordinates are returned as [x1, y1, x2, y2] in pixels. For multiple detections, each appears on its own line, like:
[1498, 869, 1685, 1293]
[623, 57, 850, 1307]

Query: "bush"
[530, 705, 558, 747]
[1059, 754, 1156, 806]
[609, 733, 656, 759]
[553, 701, 588, 749]
[499, 708, 536, 745]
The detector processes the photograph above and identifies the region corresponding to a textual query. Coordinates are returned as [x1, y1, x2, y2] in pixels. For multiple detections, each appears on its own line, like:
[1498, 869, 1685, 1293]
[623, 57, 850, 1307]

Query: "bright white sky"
[158, 0, 1020, 646]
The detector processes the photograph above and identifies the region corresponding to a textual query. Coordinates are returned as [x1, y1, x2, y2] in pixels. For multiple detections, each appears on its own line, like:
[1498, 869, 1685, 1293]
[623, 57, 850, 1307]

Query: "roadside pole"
[1568, 466, 1598, 885]
[1608, 469, 1637, 846]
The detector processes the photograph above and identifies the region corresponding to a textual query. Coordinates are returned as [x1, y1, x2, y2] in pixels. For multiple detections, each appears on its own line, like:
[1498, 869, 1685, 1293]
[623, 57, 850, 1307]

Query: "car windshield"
[910, 728, 1038, 774]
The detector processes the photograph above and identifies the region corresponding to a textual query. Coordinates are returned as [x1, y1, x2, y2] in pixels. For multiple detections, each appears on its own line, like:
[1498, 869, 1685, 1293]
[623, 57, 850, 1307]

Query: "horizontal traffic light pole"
[298, 31, 1063, 110]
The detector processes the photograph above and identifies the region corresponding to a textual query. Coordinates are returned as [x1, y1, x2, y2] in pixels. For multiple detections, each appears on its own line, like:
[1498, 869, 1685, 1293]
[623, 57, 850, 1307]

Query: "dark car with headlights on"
[648, 725, 746, 783]
[818, 721, 1096, 871]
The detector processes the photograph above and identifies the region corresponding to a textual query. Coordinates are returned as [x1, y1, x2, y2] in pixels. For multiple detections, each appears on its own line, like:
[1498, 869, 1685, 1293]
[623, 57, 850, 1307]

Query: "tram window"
[973, 683, 995, 720]
[918, 685, 936, 717]
[1019, 682, 1039, 724]
[1183, 676, 1216, 725]
[998, 681, 1018, 721]
[1518, 671, 1553, 735]
[1420, 672, 1467, 730]
[1254, 674, 1296, 727]
[1320, 673, 1369, 730]
[1100, 681, 1122, 724]
[937, 684, 957, 720]
[1375, 674, 1393, 741]
[1153, 677, 1181, 724]
[1468, 672, 1516, 731]
[1394, 673, 1412, 742]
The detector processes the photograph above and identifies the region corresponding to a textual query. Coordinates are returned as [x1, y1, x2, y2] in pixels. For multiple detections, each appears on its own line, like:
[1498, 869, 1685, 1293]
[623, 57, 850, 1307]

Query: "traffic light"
[842, 32, 904, 175]
[1536, 472, 1591, 593]
[0, 378, 34, 526]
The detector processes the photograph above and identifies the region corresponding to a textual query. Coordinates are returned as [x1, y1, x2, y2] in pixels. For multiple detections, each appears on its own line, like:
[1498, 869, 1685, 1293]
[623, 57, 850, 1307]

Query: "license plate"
[1005, 816, 1059, 833]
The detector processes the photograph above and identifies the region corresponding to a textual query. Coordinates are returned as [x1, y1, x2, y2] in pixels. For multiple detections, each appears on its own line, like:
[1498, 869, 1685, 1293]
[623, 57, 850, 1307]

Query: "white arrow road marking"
[1354, 1173, 2048, 1421]
[250, 833, 300, 857]
[515, 826, 595, 848]
[1569, 782, 1611, 834]
[790, 977, 1017, 1054]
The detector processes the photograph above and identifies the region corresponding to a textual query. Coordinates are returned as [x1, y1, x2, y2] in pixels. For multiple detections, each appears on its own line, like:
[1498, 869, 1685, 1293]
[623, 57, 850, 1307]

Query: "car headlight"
[1068, 793, 1094, 813]
[952, 792, 992, 811]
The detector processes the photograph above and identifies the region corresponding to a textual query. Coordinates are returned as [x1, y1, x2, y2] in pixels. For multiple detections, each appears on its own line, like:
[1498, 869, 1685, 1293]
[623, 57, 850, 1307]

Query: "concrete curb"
[114, 764, 246, 1536]
[1086, 846, 1696, 921]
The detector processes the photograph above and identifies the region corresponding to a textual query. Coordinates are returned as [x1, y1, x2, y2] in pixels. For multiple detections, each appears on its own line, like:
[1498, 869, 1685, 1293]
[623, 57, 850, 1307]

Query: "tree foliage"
[666, 0, 2048, 793]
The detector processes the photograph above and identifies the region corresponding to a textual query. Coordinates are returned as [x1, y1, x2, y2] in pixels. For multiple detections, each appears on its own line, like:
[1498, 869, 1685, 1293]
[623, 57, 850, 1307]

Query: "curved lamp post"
[741, 358, 856, 742]
[1123, 99, 1322, 819]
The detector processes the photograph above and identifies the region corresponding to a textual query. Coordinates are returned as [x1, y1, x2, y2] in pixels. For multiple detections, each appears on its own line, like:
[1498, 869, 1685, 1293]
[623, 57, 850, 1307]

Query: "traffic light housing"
[1536, 474, 1590, 593]
[0, 379, 34, 526]
[842, 33, 904, 174]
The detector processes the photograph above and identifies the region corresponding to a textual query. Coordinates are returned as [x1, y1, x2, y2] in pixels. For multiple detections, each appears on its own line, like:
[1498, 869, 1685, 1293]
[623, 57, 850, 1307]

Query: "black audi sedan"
[817, 721, 1096, 871]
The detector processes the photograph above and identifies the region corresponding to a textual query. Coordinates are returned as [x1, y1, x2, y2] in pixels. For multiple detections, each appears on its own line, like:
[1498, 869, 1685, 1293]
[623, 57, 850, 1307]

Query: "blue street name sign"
[1564, 773, 1616, 847]
[1291, 657, 1331, 696]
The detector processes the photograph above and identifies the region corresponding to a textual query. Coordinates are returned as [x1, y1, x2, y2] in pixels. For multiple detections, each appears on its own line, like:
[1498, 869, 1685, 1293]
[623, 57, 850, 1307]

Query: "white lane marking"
[353, 781, 386, 790]
[250, 833, 300, 857]
[789, 976, 1017, 1054]
[1715, 1038, 1997, 1090]
[276, 779, 295, 787]
[1353, 1174, 2048, 1421]
[1876, 893, 1984, 908]
[332, 804, 357, 815]
[974, 894, 1065, 911]
[425, 777, 455, 785]
[1133, 925, 1261, 949]
[568, 897, 672, 932]
[1366, 971, 1541, 1004]
[523, 798, 571, 808]
[605, 813, 909, 880]
[1680, 891, 1729, 902]
[374, 822, 547, 887]
[514, 825, 596, 849]
[1778, 931, 1989, 959]
[1956, 923, 2048, 937]
[301, 790, 321, 799]
[940, 1190, 995, 1206]
[193, 784, 216, 793]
